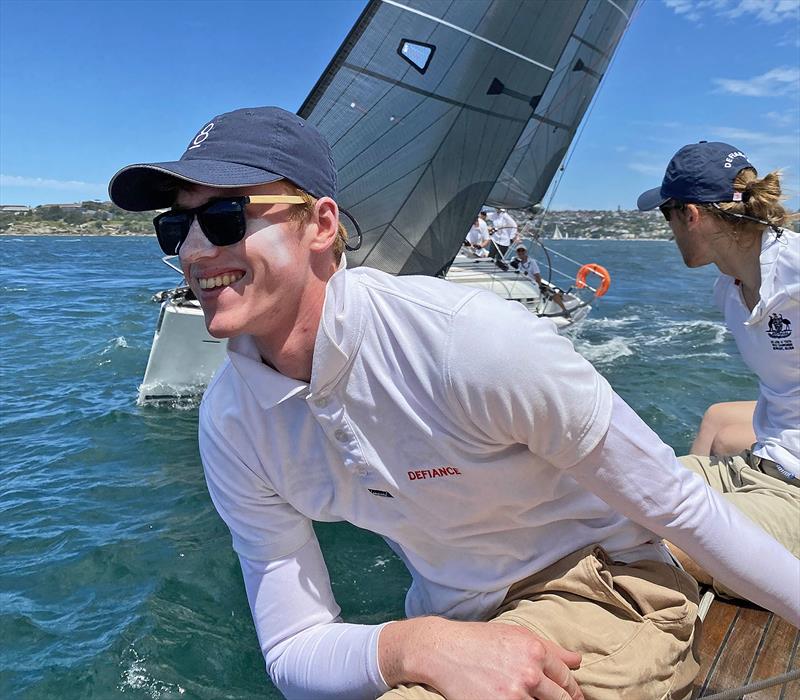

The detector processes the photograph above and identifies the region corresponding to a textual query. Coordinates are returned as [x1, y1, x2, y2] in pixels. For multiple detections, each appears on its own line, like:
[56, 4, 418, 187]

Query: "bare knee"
[701, 403, 733, 432]
[691, 403, 730, 455]
[710, 424, 755, 457]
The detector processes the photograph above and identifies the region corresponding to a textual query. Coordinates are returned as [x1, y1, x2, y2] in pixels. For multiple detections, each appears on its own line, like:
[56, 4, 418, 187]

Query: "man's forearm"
[568, 393, 800, 626]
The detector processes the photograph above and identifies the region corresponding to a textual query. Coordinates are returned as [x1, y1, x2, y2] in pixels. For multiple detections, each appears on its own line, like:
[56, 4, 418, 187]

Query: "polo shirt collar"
[747, 228, 785, 324]
[226, 255, 364, 411]
[227, 334, 308, 410]
[310, 256, 365, 393]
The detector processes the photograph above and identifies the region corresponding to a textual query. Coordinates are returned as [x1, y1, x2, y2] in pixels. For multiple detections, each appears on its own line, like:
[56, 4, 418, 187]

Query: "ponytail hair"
[701, 168, 795, 241]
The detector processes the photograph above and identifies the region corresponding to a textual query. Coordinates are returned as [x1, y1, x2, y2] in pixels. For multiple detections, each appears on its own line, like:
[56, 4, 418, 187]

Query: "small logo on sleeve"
[407, 466, 462, 481]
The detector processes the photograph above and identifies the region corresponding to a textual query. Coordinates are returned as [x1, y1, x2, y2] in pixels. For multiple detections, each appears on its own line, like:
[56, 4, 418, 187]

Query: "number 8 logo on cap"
[188, 122, 214, 150]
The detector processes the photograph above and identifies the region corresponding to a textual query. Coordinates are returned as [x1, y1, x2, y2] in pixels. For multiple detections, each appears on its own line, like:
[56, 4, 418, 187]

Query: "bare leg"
[690, 401, 757, 456]
[553, 292, 570, 315]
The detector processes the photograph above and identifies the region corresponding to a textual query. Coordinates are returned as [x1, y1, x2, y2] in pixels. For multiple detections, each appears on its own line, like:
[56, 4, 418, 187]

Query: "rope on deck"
[699, 668, 800, 699]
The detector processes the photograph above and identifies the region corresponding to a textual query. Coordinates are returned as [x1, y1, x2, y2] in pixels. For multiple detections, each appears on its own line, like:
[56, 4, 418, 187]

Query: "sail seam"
[340, 64, 528, 124]
[380, 0, 555, 72]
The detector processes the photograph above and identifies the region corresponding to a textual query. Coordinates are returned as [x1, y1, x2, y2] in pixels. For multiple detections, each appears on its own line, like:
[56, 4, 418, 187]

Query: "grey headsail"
[489, 0, 636, 208]
[299, 0, 636, 276]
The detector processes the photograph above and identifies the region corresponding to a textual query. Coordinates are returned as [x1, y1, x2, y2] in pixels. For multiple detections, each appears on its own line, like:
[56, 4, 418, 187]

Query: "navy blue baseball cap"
[108, 107, 336, 211]
[637, 141, 756, 211]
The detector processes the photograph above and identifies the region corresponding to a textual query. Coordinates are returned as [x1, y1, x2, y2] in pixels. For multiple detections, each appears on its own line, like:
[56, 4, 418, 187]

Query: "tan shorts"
[678, 451, 800, 598]
[380, 545, 700, 700]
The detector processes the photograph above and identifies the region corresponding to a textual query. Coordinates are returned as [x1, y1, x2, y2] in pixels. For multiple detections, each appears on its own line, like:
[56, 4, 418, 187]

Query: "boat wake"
[118, 645, 186, 698]
[100, 336, 129, 355]
[570, 316, 732, 368]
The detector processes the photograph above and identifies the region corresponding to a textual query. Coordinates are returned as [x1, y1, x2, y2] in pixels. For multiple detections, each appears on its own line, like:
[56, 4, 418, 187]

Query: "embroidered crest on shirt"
[766, 313, 794, 350]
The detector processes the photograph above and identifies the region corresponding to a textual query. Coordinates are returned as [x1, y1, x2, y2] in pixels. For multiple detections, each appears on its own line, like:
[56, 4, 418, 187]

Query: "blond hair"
[699, 168, 794, 242]
[283, 183, 348, 263]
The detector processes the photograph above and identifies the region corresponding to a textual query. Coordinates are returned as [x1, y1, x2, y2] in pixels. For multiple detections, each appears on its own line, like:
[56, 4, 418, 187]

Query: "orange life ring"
[575, 263, 611, 297]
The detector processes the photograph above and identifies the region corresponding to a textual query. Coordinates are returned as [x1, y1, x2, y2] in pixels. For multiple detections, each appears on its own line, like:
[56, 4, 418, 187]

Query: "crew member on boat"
[510, 243, 570, 316]
[492, 209, 519, 247]
[465, 215, 490, 257]
[109, 108, 799, 700]
[487, 208, 516, 261]
[638, 141, 800, 600]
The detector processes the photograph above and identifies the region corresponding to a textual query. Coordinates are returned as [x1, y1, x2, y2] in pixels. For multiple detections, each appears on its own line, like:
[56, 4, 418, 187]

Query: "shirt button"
[314, 397, 329, 408]
[334, 429, 349, 442]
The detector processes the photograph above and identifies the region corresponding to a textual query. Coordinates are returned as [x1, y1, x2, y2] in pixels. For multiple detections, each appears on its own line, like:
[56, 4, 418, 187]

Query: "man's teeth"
[198, 272, 244, 289]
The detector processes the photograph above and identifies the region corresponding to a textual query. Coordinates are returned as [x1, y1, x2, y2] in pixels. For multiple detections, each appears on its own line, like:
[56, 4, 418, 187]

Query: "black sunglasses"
[659, 201, 685, 222]
[152, 195, 305, 255]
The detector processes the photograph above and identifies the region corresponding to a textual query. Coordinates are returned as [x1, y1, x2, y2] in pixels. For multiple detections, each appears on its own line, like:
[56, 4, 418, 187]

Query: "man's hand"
[379, 617, 583, 699]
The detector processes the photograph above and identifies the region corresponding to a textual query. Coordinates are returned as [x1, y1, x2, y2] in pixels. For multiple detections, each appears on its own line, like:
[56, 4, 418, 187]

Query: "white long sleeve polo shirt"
[200, 266, 655, 618]
[713, 228, 800, 476]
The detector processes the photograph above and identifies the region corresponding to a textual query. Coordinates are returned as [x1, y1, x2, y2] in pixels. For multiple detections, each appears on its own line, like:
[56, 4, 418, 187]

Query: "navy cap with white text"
[108, 107, 336, 211]
[637, 141, 756, 211]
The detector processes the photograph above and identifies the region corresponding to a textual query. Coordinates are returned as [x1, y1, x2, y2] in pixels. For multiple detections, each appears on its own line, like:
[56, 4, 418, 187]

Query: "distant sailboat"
[552, 225, 566, 239]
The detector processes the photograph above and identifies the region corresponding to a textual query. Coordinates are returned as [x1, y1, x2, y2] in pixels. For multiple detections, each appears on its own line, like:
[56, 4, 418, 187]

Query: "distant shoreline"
[1, 232, 672, 241]
[0, 231, 152, 237]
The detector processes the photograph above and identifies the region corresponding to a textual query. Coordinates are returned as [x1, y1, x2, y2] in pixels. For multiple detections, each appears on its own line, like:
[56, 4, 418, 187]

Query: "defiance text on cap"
[637, 141, 756, 212]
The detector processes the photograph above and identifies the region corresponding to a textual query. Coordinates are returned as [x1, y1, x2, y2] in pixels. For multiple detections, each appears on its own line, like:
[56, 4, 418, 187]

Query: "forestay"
[299, 0, 636, 276]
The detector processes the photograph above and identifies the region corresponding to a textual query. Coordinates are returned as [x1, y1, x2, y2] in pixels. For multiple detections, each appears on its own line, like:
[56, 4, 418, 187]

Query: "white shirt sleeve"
[199, 402, 314, 561]
[567, 393, 800, 626]
[240, 538, 390, 699]
[447, 293, 613, 468]
[199, 402, 390, 697]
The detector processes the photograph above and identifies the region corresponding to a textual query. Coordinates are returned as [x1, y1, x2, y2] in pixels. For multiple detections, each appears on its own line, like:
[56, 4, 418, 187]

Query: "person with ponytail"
[638, 141, 799, 599]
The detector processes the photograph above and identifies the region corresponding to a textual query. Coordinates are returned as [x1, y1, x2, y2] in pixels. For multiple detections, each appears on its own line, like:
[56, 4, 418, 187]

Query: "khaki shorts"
[380, 545, 700, 700]
[679, 451, 800, 598]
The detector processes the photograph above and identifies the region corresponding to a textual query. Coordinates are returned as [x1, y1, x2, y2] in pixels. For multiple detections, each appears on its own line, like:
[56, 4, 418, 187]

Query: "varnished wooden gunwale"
[693, 598, 799, 699]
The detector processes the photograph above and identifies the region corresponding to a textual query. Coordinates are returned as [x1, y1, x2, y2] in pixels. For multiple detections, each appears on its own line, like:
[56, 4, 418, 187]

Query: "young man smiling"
[110, 108, 798, 700]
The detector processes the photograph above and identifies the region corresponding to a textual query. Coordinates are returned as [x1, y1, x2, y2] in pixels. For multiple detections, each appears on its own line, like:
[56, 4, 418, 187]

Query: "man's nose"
[178, 218, 217, 263]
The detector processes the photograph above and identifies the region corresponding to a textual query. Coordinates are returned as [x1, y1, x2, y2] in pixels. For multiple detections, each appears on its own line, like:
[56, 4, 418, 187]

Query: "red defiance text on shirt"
[407, 466, 462, 480]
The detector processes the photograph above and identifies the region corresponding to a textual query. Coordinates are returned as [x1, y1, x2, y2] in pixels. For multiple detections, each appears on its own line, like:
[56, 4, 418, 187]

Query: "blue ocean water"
[1, 236, 756, 699]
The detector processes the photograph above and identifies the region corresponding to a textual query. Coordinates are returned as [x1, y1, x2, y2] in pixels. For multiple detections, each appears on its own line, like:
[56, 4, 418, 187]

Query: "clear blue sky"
[1, 0, 798, 210]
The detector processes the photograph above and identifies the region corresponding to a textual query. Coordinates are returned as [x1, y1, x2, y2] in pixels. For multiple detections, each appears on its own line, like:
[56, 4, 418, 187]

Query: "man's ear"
[684, 203, 702, 228]
[307, 197, 339, 253]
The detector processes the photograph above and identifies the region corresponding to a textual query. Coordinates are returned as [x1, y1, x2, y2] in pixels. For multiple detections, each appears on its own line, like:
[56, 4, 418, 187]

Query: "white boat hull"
[445, 254, 591, 330]
[138, 295, 227, 403]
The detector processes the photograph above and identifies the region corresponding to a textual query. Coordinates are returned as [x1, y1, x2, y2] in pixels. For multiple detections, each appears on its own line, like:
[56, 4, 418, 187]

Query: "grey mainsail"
[299, 0, 636, 276]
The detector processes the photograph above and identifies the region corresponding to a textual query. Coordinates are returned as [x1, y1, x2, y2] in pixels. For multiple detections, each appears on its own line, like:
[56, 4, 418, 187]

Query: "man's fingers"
[543, 639, 582, 669]
[540, 644, 583, 700]
[533, 673, 584, 700]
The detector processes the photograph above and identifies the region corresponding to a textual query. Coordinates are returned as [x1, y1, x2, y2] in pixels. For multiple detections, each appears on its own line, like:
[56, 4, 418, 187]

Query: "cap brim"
[108, 159, 284, 211]
[637, 186, 669, 211]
